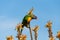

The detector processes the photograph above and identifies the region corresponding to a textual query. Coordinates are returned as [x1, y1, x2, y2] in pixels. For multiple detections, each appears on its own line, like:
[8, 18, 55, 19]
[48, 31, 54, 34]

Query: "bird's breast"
[27, 17, 32, 22]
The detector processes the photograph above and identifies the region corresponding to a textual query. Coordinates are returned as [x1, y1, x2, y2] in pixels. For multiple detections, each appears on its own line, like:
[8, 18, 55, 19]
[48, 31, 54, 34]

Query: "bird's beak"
[33, 16, 37, 20]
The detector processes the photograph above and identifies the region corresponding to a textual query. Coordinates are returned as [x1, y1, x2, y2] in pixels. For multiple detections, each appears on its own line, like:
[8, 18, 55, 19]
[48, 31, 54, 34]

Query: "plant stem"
[29, 24, 33, 40]
[59, 38, 60, 40]
[48, 27, 53, 38]
[35, 32, 37, 40]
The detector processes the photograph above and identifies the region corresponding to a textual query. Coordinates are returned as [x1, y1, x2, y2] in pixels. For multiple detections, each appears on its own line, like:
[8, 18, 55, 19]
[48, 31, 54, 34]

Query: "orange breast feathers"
[27, 17, 32, 22]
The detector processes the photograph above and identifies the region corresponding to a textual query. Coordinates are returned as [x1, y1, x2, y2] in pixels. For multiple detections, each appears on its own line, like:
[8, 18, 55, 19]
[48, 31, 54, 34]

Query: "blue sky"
[0, 0, 60, 40]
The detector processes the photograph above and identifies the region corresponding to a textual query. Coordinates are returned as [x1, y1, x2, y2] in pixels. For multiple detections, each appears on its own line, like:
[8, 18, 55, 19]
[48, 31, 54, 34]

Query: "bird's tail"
[20, 29, 23, 34]
[20, 25, 24, 34]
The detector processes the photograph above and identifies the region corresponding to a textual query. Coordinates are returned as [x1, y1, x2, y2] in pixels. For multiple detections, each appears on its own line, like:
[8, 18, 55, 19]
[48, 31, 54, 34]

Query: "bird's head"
[28, 8, 37, 20]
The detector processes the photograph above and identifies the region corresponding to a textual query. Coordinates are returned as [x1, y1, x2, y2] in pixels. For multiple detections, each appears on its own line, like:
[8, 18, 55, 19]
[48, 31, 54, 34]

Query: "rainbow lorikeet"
[21, 8, 37, 33]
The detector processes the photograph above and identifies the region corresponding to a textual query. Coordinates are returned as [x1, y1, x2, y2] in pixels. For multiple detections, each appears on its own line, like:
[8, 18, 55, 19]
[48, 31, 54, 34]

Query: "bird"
[21, 8, 37, 33]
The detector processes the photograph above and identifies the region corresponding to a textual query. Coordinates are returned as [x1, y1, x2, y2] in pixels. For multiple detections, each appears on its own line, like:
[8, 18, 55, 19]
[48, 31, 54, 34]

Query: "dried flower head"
[7, 36, 14, 40]
[32, 26, 39, 32]
[16, 23, 23, 31]
[56, 31, 60, 38]
[20, 35, 27, 40]
[28, 7, 34, 15]
[49, 37, 54, 40]
[46, 21, 52, 28]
